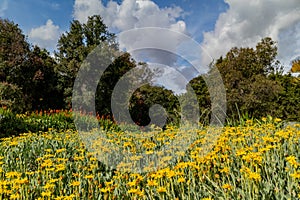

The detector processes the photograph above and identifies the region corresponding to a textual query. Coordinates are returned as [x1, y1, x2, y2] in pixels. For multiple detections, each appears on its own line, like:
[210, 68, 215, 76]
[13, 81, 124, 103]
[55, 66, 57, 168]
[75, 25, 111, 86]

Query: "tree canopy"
[1, 16, 300, 125]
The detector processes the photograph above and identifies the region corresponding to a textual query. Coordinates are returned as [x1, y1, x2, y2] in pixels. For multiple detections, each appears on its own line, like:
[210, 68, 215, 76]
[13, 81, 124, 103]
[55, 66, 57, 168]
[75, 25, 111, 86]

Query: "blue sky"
[1, 0, 228, 49]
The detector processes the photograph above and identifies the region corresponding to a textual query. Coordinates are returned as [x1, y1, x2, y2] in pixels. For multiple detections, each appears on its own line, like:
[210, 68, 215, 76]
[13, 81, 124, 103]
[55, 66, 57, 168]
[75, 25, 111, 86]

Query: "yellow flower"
[274, 118, 282, 122]
[16, 178, 28, 184]
[166, 170, 176, 178]
[147, 179, 158, 187]
[146, 151, 154, 155]
[222, 184, 232, 190]
[127, 180, 137, 187]
[100, 187, 110, 193]
[129, 155, 143, 161]
[157, 187, 167, 193]
[286, 155, 298, 168]
[128, 188, 139, 194]
[84, 174, 94, 179]
[43, 183, 55, 190]
[5, 171, 22, 179]
[41, 159, 53, 168]
[63, 194, 76, 200]
[55, 164, 66, 172]
[69, 181, 80, 187]
[177, 177, 185, 183]
[90, 157, 98, 161]
[105, 181, 114, 185]
[9, 141, 18, 146]
[55, 148, 66, 153]
[219, 167, 230, 174]
[247, 172, 261, 181]
[41, 190, 52, 197]
[49, 179, 59, 183]
[74, 156, 85, 161]
[45, 148, 52, 153]
[290, 172, 300, 179]
[9, 193, 20, 199]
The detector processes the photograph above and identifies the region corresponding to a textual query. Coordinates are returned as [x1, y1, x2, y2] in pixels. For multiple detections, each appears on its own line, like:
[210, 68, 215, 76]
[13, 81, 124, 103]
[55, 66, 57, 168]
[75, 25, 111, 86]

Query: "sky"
[1, 0, 300, 92]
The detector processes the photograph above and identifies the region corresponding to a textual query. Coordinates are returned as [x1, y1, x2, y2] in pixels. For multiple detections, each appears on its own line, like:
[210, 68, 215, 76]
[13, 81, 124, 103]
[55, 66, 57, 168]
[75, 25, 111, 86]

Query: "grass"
[0, 113, 300, 199]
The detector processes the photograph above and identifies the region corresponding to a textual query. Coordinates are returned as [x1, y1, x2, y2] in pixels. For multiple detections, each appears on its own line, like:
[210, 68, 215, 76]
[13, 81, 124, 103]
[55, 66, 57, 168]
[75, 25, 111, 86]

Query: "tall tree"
[20, 46, 63, 110]
[189, 37, 283, 121]
[215, 37, 283, 119]
[0, 18, 62, 111]
[55, 15, 118, 108]
[0, 18, 29, 83]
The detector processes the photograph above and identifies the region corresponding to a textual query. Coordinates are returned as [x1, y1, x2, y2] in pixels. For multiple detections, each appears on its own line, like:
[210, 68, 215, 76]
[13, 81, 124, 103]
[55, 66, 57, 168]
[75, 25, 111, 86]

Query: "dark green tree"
[55, 15, 117, 108]
[20, 46, 63, 110]
[0, 18, 30, 83]
[129, 84, 180, 126]
[189, 37, 283, 122]
[0, 18, 62, 111]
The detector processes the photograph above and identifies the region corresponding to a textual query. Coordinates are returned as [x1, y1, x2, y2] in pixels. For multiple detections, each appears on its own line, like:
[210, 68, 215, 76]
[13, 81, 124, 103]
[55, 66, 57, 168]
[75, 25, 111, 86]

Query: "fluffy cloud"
[73, 0, 191, 93]
[73, 0, 185, 31]
[201, 0, 300, 70]
[28, 19, 61, 50]
[73, 0, 187, 59]
[0, 0, 8, 17]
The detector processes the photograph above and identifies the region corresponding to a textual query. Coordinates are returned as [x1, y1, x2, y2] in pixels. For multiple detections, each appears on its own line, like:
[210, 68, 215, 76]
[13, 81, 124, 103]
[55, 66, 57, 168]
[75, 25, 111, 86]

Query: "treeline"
[1, 15, 300, 126]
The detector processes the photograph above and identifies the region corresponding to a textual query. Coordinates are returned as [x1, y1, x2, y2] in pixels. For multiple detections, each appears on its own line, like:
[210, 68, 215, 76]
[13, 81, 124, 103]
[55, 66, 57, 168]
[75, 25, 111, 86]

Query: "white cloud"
[28, 19, 61, 50]
[201, 0, 300, 70]
[73, 0, 192, 93]
[73, 0, 185, 31]
[0, 0, 8, 17]
[73, 0, 105, 23]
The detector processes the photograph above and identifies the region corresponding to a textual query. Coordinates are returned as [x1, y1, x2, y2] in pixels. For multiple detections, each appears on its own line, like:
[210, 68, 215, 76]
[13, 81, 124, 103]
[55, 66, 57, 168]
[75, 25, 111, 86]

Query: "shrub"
[0, 82, 26, 113]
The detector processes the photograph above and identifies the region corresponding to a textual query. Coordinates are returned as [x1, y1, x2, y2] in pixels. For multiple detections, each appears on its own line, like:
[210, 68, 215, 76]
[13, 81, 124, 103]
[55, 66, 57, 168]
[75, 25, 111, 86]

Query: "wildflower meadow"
[0, 109, 300, 199]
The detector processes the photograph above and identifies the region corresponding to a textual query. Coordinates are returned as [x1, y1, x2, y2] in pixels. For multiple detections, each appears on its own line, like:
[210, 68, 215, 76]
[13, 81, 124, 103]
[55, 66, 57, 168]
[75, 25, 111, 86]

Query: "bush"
[0, 108, 27, 138]
[0, 108, 121, 138]
[0, 82, 26, 113]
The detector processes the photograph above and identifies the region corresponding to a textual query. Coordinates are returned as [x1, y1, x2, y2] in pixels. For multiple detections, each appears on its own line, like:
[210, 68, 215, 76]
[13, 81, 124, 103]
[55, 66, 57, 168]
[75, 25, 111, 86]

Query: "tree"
[129, 84, 180, 126]
[0, 82, 25, 112]
[189, 37, 283, 121]
[0, 18, 62, 111]
[0, 18, 30, 83]
[55, 15, 117, 108]
[215, 37, 283, 119]
[271, 73, 300, 121]
[20, 46, 64, 110]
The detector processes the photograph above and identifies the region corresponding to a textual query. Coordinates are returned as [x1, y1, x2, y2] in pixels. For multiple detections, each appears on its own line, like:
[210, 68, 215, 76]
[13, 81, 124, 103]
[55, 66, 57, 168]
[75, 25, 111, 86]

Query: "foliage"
[2, 16, 300, 126]
[20, 46, 64, 110]
[0, 18, 63, 111]
[0, 108, 75, 138]
[189, 37, 285, 123]
[0, 108, 27, 138]
[0, 82, 25, 113]
[128, 84, 180, 126]
[0, 108, 124, 138]
[0, 18, 29, 83]
[270, 73, 300, 121]
[55, 15, 117, 108]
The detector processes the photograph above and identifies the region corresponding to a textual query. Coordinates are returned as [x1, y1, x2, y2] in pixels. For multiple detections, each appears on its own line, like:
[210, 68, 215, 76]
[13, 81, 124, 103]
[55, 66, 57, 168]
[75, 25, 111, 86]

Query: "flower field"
[0, 115, 300, 199]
